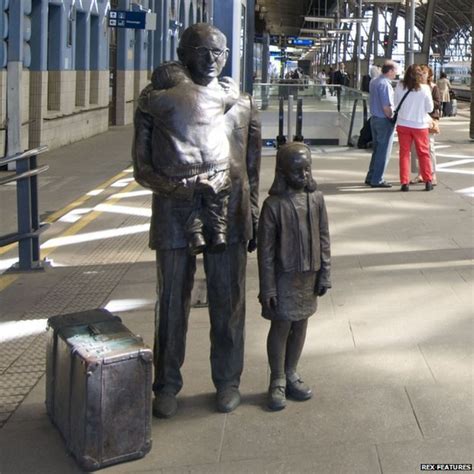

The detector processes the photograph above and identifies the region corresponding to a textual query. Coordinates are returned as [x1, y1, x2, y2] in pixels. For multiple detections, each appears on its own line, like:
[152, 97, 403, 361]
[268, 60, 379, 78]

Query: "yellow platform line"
[41, 180, 140, 256]
[0, 274, 18, 292]
[0, 168, 133, 257]
[0, 173, 140, 293]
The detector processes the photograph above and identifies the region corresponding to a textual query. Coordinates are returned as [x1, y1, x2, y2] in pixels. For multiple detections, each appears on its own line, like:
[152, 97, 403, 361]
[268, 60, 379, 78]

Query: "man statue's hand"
[171, 177, 195, 200]
[247, 237, 257, 253]
[247, 221, 258, 252]
[196, 172, 231, 196]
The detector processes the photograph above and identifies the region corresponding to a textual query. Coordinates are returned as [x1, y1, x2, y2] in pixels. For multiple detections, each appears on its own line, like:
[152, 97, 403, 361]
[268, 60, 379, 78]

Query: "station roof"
[255, 0, 472, 51]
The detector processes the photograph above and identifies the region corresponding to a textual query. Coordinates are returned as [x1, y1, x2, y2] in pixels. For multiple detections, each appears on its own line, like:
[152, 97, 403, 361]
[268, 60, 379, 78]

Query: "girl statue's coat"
[257, 159, 331, 321]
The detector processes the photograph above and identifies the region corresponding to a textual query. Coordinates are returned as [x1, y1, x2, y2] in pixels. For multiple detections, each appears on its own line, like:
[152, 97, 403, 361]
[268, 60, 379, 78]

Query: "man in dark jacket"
[333, 62, 350, 111]
[132, 23, 261, 418]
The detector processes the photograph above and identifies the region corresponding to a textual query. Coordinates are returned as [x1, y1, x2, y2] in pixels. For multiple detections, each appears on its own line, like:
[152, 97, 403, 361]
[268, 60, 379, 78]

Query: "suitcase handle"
[88, 324, 102, 337]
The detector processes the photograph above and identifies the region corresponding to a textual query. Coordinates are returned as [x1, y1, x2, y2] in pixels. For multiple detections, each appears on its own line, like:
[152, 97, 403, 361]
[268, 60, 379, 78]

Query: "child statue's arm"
[219, 76, 239, 112]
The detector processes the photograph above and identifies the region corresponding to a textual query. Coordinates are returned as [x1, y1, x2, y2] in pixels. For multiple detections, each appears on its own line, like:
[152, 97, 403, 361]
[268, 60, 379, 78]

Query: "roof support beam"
[420, 0, 437, 61]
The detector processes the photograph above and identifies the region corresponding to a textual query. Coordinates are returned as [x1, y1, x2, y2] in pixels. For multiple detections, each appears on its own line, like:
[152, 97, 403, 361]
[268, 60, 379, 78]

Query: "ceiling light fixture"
[304, 16, 335, 23]
[339, 18, 366, 23]
[327, 29, 352, 34]
[300, 28, 325, 34]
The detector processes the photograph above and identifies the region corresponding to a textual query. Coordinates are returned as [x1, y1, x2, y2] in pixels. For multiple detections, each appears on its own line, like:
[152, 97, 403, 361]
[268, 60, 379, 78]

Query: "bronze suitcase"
[46, 308, 152, 471]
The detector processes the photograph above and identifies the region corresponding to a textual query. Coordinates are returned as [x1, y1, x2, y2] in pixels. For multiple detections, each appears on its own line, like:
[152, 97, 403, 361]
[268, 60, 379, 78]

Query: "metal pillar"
[7, 0, 24, 166]
[355, 0, 363, 89]
[261, 31, 270, 109]
[405, 0, 415, 66]
[287, 95, 294, 143]
[420, 0, 437, 63]
[373, 5, 379, 60]
[365, 12, 375, 72]
[245, 0, 255, 93]
[213, 0, 244, 85]
[386, 4, 399, 59]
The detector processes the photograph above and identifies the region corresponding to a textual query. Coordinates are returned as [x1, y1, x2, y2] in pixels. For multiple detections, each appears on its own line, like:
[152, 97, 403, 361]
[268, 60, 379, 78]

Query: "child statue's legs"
[185, 197, 207, 255]
[266, 320, 292, 410]
[204, 190, 229, 252]
[285, 319, 312, 401]
[185, 170, 230, 254]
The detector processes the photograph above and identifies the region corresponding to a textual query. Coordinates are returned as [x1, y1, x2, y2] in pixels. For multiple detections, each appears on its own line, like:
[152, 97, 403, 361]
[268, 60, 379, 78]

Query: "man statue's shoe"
[286, 373, 312, 401]
[267, 378, 286, 411]
[400, 184, 410, 192]
[425, 181, 434, 191]
[153, 392, 178, 418]
[189, 233, 206, 255]
[216, 387, 241, 413]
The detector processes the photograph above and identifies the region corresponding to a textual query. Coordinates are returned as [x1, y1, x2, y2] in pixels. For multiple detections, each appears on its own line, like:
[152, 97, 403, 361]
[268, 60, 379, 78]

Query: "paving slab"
[299, 346, 436, 388]
[115, 443, 381, 474]
[0, 417, 82, 474]
[419, 342, 474, 385]
[405, 385, 473, 440]
[220, 385, 421, 462]
[377, 437, 473, 474]
[0, 105, 472, 472]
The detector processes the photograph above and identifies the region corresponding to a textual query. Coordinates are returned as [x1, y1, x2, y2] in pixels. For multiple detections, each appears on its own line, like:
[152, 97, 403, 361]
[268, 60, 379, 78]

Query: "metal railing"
[0, 145, 49, 271]
[253, 82, 369, 146]
[347, 98, 369, 146]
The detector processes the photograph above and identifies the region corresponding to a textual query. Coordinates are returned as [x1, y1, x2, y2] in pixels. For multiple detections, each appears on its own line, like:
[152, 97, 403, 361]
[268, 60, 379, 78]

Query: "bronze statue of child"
[138, 61, 239, 254]
[257, 142, 331, 411]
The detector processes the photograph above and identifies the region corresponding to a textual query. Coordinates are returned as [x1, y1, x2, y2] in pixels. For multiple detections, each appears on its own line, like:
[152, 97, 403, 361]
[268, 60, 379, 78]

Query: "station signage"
[108, 10, 157, 30]
[286, 37, 314, 46]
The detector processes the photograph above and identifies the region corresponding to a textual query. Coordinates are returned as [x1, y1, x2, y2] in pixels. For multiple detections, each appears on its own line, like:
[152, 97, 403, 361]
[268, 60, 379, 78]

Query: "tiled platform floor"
[0, 105, 472, 473]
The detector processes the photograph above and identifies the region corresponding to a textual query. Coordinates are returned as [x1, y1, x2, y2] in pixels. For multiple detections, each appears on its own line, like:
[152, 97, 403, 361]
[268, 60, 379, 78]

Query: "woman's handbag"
[390, 89, 411, 124]
[429, 120, 440, 134]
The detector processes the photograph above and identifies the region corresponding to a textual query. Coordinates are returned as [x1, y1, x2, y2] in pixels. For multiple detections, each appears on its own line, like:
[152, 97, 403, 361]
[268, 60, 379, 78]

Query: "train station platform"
[0, 103, 472, 473]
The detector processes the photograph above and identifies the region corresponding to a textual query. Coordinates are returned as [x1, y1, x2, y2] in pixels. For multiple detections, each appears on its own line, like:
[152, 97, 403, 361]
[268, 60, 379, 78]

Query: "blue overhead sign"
[108, 10, 156, 30]
[286, 37, 314, 46]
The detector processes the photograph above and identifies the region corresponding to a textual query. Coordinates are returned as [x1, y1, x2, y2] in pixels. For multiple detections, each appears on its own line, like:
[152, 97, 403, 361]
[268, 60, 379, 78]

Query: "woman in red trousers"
[394, 64, 434, 191]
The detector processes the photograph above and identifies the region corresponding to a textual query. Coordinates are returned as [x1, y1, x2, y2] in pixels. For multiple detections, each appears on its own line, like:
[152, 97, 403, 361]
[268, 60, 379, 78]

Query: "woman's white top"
[317, 72, 327, 85]
[394, 82, 434, 129]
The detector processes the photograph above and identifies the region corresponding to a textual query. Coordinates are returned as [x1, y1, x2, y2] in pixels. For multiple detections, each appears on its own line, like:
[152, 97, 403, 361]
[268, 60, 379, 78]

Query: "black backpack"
[357, 118, 372, 149]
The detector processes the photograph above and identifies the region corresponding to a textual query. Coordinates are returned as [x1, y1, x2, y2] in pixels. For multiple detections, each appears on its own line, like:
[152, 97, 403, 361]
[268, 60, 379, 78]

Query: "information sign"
[108, 10, 157, 30]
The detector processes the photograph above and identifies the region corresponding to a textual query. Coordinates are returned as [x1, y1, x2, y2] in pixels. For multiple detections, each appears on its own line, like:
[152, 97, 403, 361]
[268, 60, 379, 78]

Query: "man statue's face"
[180, 29, 228, 85]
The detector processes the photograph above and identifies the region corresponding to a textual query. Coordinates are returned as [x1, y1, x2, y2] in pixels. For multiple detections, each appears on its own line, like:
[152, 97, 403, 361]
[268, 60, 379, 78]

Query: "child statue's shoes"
[189, 233, 206, 255]
[267, 378, 286, 411]
[286, 372, 312, 401]
[210, 233, 227, 253]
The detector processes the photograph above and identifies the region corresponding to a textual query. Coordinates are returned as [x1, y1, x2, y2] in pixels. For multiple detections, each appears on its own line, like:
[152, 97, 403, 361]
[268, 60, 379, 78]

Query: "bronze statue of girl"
[257, 142, 331, 410]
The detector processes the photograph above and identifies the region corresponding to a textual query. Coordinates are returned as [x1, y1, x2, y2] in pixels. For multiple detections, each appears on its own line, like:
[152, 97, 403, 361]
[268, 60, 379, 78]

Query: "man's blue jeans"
[366, 116, 395, 185]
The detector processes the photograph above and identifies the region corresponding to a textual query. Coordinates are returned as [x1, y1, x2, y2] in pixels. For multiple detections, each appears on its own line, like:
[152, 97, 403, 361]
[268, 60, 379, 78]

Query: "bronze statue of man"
[132, 23, 261, 417]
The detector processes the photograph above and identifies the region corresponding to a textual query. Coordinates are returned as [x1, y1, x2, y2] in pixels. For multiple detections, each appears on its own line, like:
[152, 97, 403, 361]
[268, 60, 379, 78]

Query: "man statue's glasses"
[184, 46, 228, 59]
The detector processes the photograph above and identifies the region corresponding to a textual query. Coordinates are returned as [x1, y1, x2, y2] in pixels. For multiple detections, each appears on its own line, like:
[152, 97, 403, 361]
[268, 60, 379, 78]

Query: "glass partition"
[252, 82, 369, 146]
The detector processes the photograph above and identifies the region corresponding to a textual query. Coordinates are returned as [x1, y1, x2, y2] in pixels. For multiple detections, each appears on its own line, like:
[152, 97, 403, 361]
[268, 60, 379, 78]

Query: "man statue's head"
[178, 23, 229, 86]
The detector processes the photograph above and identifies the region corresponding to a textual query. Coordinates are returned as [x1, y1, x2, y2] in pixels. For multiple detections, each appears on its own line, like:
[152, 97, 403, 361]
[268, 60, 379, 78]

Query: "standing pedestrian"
[364, 60, 398, 188]
[436, 72, 452, 117]
[395, 64, 434, 192]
